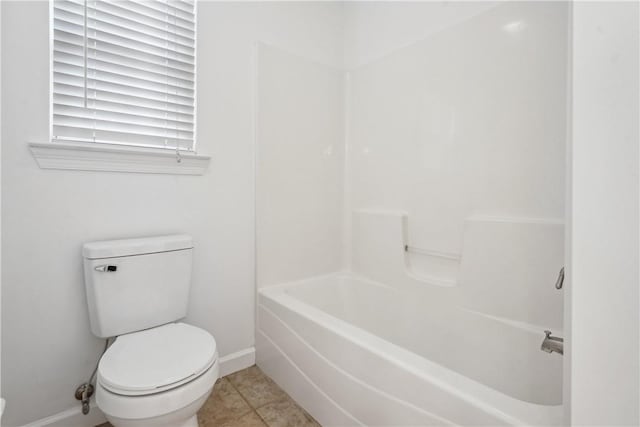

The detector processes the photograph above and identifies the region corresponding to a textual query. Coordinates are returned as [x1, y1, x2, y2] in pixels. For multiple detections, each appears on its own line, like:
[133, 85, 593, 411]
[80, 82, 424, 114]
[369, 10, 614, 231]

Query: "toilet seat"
[98, 322, 217, 396]
[96, 357, 219, 423]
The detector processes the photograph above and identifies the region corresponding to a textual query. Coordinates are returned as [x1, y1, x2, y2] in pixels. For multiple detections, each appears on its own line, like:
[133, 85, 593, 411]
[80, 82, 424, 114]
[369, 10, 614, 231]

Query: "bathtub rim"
[258, 271, 563, 426]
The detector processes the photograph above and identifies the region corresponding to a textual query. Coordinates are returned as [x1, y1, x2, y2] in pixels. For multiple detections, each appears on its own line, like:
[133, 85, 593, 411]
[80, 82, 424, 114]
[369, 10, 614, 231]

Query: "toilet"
[82, 235, 218, 427]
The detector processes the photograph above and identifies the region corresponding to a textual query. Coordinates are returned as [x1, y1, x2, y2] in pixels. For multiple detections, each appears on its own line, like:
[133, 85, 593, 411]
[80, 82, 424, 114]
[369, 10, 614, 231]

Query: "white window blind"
[52, 0, 196, 152]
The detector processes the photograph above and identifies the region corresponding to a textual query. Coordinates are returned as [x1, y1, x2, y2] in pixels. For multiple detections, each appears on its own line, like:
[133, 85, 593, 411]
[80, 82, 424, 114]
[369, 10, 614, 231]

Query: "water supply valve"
[75, 383, 94, 415]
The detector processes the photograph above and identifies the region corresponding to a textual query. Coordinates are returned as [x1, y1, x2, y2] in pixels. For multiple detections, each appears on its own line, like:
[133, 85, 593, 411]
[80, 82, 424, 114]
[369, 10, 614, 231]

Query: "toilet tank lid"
[83, 234, 193, 259]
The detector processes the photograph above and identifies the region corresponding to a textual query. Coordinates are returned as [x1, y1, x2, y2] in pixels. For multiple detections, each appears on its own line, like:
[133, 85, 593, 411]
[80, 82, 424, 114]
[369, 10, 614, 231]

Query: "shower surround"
[256, 2, 568, 425]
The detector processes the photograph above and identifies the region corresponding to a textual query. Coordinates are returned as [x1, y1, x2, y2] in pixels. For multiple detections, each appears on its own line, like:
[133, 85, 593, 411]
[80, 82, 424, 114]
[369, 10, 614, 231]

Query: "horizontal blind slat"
[54, 47, 84, 64]
[54, 30, 85, 47]
[54, 71, 85, 87]
[54, 7, 84, 25]
[53, 61, 85, 78]
[54, 82, 87, 97]
[53, 19, 85, 36]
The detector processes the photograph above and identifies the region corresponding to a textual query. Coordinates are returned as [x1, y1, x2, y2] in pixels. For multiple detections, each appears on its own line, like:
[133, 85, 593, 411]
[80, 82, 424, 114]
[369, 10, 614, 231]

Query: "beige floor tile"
[217, 411, 269, 427]
[198, 378, 253, 427]
[226, 366, 287, 409]
[255, 397, 321, 427]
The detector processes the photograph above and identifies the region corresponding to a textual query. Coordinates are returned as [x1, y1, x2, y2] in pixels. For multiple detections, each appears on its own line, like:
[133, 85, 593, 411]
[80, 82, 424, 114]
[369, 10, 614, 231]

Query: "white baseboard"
[20, 398, 106, 427]
[219, 347, 256, 377]
[17, 347, 255, 427]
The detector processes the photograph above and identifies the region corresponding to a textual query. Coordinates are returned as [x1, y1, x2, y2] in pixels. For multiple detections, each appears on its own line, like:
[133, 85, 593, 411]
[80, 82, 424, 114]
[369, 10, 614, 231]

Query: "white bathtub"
[257, 273, 563, 426]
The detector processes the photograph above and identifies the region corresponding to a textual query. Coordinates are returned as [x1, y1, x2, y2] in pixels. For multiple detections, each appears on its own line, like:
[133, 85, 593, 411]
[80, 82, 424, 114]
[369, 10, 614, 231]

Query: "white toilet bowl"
[96, 322, 219, 427]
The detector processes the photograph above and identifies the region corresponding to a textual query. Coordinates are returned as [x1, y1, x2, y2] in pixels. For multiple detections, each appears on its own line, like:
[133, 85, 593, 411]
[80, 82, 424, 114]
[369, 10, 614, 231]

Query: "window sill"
[29, 142, 210, 175]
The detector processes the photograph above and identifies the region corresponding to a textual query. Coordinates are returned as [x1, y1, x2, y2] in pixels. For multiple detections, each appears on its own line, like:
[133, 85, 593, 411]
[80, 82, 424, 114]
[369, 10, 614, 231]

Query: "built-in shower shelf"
[404, 245, 461, 261]
[351, 209, 462, 288]
[404, 245, 461, 287]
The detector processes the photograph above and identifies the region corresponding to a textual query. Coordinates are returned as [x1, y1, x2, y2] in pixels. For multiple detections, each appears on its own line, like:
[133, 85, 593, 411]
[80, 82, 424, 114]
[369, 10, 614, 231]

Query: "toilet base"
[99, 358, 219, 427]
[182, 415, 199, 427]
[105, 396, 206, 427]
[108, 414, 198, 427]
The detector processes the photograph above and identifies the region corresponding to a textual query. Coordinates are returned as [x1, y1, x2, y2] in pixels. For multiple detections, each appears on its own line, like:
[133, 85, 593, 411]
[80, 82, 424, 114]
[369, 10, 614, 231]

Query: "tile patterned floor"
[97, 365, 321, 427]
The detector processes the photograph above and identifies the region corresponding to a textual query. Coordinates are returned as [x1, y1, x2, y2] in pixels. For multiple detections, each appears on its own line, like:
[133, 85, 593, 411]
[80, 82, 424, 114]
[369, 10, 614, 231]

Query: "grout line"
[224, 374, 256, 412]
[217, 376, 256, 424]
[254, 407, 270, 427]
[224, 373, 272, 426]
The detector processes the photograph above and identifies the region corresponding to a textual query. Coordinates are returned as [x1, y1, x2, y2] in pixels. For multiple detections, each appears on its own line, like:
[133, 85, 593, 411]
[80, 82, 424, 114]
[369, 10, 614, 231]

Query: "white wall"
[256, 45, 345, 288]
[0, 2, 343, 426]
[343, 1, 498, 69]
[568, 2, 639, 425]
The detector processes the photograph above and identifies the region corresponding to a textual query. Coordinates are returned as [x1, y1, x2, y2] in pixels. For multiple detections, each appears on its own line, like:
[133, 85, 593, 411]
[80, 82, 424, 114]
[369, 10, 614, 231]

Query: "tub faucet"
[541, 330, 563, 355]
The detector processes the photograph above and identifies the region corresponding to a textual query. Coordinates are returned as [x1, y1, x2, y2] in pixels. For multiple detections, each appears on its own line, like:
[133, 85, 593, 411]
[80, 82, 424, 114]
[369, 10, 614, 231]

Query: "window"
[52, 0, 196, 152]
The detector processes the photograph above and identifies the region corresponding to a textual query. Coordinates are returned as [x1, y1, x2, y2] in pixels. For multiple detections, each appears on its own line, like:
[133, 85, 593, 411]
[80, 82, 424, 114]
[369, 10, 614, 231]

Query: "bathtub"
[257, 273, 563, 426]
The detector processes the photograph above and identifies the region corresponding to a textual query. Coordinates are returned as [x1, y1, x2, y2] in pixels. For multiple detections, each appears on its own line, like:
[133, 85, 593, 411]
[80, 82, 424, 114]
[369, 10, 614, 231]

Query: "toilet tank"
[83, 235, 194, 338]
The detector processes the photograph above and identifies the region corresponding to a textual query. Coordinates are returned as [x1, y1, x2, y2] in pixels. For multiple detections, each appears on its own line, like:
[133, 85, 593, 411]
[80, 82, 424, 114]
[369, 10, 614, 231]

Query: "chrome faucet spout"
[541, 330, 564, 355]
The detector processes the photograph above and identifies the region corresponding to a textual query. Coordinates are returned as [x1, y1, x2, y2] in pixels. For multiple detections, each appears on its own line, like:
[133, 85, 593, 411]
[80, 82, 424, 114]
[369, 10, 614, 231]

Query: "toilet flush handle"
[95, 265, 117, 272]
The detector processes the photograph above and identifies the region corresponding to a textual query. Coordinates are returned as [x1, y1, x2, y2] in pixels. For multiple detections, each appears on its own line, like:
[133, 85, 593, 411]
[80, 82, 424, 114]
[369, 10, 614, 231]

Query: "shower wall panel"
[256, 44, 346, 287]
[348, 1, 568, 256]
